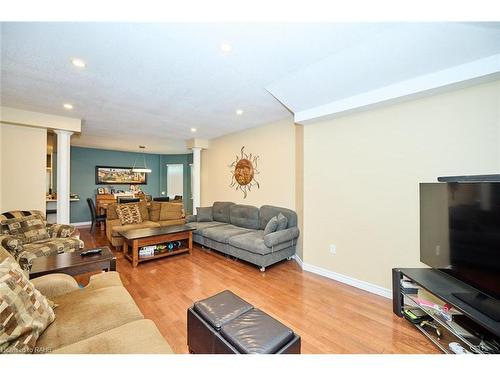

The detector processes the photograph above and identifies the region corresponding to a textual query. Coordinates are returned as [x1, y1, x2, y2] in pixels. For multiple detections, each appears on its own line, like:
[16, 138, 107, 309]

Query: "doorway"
[166, 164, 184, 199]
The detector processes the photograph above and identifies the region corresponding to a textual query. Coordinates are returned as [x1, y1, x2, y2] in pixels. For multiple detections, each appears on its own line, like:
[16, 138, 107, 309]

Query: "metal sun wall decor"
[229, 146, 260, 198]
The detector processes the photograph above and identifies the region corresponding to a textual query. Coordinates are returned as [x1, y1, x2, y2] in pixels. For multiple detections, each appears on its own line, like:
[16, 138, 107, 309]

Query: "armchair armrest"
[186, 215, 197, 223]
[31, 273, 80, 299]
[264, 227, 300, 248]
[0, 234, 24, 258]
[46, 223, 79, 238]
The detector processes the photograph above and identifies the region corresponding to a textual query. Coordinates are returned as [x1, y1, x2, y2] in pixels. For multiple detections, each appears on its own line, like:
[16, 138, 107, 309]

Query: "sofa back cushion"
[1, 215, 49, 243]
[229, 204, 260, 230]
[105, 203, 119, 220]
[0, 257, 55, 354]
[196, 207, 213, 222]
[212, 202, 235, 223]
[159, 203, 184, 221]
[116, 204, 142, 225]
[1, 210, 46, 234]
[137, 201, 149, 221]
[259, 205, 297, 230]
[149, 201, 161, 221]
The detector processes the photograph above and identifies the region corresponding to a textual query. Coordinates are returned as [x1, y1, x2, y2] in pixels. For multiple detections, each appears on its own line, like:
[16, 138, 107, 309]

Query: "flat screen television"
[420, 182, 500, 320]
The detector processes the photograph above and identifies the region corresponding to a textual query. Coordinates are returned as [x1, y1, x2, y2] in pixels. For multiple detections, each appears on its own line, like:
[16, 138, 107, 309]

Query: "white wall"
[1, 123, 47, 213]
[302, 80, 500, 290]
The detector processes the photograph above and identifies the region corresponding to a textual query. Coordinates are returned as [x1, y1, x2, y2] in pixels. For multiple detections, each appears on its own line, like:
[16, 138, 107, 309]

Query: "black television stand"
[393, 268, 500, 354]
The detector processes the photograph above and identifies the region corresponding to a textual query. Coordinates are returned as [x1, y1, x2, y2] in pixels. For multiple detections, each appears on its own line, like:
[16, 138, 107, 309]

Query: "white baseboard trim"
[71, 221, 92, 227]
[293, 255, 392, 299]
[293, 254, 304, 268]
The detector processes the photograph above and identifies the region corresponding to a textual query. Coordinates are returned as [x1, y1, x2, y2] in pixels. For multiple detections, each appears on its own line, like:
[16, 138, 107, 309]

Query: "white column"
[192, 147, 201, 214]
[54, 130, 73, 224]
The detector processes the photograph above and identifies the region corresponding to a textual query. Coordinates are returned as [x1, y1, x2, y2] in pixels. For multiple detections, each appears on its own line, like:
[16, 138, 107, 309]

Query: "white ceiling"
[1, 22, 499, 154]
[266, 22, 500, 112]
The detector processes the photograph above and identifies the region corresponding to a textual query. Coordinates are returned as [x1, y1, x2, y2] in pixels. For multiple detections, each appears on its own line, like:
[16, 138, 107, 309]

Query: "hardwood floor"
[78, 226, 440, 354]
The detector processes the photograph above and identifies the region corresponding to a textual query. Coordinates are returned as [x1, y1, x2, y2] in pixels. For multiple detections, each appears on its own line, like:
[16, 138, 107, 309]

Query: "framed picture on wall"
[95, 166, 148, 185]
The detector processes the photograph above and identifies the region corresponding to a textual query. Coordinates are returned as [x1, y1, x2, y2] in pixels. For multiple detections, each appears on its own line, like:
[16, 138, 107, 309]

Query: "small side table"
[29, 246, 116, 279]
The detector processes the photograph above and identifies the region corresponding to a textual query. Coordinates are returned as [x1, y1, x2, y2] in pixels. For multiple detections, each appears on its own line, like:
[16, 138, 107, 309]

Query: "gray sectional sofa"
[186, 202, 299, 271]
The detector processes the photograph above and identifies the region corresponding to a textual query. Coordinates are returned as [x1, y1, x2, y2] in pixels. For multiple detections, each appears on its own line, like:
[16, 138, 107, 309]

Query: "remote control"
[80, 248, 102, 256]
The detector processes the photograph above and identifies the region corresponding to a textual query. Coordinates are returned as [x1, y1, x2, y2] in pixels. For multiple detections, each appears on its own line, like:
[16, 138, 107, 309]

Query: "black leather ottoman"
[187, 290, 301, 354]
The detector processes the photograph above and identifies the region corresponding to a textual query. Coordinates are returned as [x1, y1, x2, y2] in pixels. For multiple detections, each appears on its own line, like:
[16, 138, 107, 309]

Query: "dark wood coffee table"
[120, 225, 194, 267]
[29, 246, 116, 279]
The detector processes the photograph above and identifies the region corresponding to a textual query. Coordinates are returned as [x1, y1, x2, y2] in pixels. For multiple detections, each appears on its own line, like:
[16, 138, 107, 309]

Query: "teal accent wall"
[70, 146, 192, 223]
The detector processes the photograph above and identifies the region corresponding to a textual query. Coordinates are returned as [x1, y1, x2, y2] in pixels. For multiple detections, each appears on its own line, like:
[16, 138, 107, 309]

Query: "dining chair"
[117, 197, 140, 204]
[87, 198, 106, 233]
[153, 197, 170, 202]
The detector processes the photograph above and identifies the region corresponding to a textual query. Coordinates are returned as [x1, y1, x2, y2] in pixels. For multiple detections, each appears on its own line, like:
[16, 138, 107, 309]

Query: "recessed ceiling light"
[63, 103, 73, 110]
[236, 109, 243, 116]
[220, 43, 233, 53]
[190, 128, 197, 133]
[71, 58, 86, 68]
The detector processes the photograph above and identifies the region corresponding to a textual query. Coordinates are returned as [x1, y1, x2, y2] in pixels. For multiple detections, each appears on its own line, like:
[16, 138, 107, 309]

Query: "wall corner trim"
[295, 53, 500, 125]
[293, 255, 392, 299]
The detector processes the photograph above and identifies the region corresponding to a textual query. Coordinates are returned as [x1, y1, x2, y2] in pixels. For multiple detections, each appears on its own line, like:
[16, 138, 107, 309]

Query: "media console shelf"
[393, 268, 500, 354]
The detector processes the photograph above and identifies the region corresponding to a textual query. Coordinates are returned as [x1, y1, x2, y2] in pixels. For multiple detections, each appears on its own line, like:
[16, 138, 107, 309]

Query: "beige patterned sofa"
[0, 210, 84, 271]
[0, 245, 173, 354]
[105, 201, 186, 249]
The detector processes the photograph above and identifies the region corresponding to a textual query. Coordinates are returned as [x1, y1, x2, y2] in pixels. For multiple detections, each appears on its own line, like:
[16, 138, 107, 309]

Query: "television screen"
[420, 182, 500, 300]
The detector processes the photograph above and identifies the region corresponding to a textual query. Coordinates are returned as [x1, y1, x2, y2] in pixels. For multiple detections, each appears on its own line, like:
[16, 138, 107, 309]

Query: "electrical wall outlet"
[330, 244, 336, 254]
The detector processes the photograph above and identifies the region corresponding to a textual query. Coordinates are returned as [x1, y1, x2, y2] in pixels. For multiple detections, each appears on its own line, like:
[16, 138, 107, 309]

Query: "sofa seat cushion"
[83, 271, 123, 291]
[201, 225, 253, 244]
[46, 224, 79, 239]
[18, 237, 83, 270]
[228, 231, 295, 256]
[37, 286, 144, 350]
[51, 319, 173, 354]
[228, 230, 269, 255]
[186, 221, 227, 235]
[111, 220, 160, 237]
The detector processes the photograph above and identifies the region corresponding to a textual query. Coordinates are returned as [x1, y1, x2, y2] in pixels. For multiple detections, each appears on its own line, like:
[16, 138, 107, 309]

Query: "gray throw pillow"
[196, 207, 213, 222]
[276, 213, 288, 231]
[264, 216, 279, 235]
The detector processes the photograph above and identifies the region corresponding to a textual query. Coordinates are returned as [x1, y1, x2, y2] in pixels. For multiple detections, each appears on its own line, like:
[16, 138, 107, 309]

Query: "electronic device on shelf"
[80, 248, 102, 256]
[403, 308, 431, 324]
[420, 182, 500, 320]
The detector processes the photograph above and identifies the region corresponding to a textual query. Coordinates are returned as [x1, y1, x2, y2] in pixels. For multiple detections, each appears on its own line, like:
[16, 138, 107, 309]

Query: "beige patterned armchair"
[0, 210, 84, 271]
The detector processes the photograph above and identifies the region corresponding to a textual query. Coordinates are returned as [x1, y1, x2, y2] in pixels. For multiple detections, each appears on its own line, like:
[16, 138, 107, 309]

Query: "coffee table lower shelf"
[124, 247, 190, 265]
[121, 228, 193, 268]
